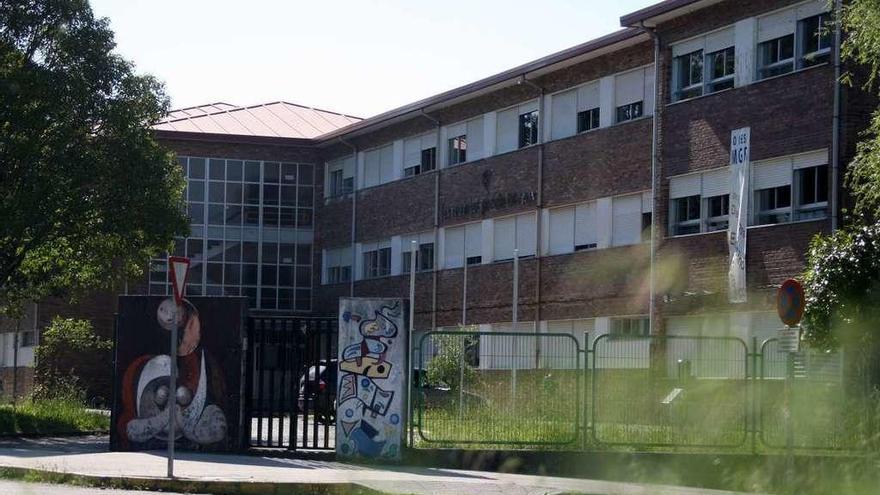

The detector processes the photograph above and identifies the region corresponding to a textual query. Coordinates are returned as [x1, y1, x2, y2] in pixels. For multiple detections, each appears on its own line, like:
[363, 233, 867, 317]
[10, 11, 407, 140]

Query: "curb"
[0, 466, 383, 495]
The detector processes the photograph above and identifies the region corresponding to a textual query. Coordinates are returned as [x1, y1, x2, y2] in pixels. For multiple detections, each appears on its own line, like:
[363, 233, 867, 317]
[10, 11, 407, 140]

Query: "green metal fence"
[414, 330, 581, 446]
[759, 338, 862, 450]
[411, 331, 868, 452]
[591, 335, 749, 448]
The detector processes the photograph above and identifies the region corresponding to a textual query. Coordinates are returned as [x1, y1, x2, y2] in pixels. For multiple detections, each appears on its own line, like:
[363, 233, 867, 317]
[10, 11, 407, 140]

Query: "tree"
[802, 1, 880, 387]
[0, 0, 187, 315]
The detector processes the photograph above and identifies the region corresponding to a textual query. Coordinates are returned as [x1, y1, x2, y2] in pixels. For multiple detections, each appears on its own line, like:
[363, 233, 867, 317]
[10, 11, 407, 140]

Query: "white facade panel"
[551, 89, 577, 140]
[496, 107, 519, 154]
[493, 216, 515, 261]
[548, 206, 574, 255]
[611, 194, 643, 246]
[574, 202, 597, 247]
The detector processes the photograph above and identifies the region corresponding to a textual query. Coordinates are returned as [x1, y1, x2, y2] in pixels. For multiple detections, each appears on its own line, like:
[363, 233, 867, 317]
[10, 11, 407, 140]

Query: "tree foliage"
[0, 0, 187, 315]
[425, 332, 478, 392]
[842, 0, 880, 219]
[802, 224, 880, 350]
[801, 1, 880, 356]
[33, 317, 112, 403]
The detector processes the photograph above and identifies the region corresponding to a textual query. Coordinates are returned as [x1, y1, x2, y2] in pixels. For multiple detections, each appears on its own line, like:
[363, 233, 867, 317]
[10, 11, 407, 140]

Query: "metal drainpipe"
[639, 22, 661, 335]
[338, 138, 357, 297]
[831, 0, 842, 232]
[523, 76, 545, 366]
[420, 109, 442, 333]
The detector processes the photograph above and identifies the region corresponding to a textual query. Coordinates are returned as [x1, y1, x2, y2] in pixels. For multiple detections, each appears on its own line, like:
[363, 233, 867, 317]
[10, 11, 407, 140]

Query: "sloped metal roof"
[153, 101, 361, 139]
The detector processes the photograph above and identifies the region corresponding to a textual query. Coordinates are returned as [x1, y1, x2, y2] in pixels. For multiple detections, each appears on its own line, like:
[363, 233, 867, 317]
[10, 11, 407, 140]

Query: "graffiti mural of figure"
[342, 303, 399, 367]
[117, 298, 228, 450]
[337, 299, 405, 460]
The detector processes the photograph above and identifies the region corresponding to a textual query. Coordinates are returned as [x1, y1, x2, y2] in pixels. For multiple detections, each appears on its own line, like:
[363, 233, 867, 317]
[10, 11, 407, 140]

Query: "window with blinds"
[493, 213, 536, 261]
[363, 145, 394, 188]
[443, 222, 482, 268]
[324, 246, 352, 284]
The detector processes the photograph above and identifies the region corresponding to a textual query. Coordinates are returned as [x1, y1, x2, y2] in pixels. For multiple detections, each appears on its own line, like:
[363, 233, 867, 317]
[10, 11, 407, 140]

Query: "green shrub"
[33, 318, 111, 404]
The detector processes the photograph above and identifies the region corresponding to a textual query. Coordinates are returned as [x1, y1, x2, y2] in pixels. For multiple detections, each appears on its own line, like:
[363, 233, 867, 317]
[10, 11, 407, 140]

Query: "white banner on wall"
[728, 127, 750, 304]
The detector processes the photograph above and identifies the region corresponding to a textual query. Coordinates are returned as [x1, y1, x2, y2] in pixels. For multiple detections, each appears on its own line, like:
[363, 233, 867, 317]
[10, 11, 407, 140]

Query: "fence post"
[582, 331, 590, 451]
[751, 336, 758, 454]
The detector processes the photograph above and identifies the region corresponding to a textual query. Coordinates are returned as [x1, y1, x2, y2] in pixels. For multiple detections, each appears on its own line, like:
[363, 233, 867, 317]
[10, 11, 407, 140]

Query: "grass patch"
[0, 399, 109, 436]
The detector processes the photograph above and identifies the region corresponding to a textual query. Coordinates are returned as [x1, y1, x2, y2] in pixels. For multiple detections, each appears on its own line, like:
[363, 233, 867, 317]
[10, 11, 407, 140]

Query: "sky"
[89, 0, 657, 118]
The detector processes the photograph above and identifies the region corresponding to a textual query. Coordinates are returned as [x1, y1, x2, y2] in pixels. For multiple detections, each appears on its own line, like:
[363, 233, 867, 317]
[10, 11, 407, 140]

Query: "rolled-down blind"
[702, 168, 730, 198]
[493, 216, 515, 260]
[669, 173, 702, 199]
[796, 0, 827, 20]
[757, 7, 795, 43]
[444, 226, 464, 268]
[551, 89, 577, 140]
[672, 37, 704, 58]
[575, 202, 597, 247]
[792, 149, 828, 169]
[549, 207, 574, 255]
[516, 213, 537, 256]
[363, 149, 381, 187]
[467, 117, 484, 161]
[577, 82, 600, 112]
[615, 69, 645, 107]
[496, 107, 519, 154]
[705, 27, 735, 54]
[465, 222, 481, 257]
[404, 137, 421, 167]
[752, 158, 792, 189]
[612, 194, 643, 246]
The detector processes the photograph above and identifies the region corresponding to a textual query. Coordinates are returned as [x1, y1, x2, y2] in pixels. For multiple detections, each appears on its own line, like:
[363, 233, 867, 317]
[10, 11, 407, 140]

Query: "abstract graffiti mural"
[336, 298, 407, 460]
[111, 296, 246, 452]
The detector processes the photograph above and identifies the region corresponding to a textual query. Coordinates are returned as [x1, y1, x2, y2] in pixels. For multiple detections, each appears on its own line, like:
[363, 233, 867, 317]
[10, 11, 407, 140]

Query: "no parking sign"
[777, 279, 804, 353]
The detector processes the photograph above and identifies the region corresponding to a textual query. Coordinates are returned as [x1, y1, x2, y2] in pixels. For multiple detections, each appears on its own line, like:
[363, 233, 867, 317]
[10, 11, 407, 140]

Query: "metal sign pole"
[166, 256, 189, 479]
[407, 240, 416, 448]
[784, 336, 794, 486]
[511, 249, 519, 400]
[167, 303, 177, 478]
[459, 261, 467, 420]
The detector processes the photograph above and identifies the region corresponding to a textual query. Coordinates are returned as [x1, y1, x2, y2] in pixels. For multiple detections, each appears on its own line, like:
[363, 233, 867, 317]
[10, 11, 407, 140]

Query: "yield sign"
[168, 256, 190, 304]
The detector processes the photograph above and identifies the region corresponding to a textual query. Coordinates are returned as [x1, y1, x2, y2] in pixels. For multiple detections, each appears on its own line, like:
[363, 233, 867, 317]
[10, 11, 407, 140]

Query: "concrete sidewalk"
[0, 436, 758, 495]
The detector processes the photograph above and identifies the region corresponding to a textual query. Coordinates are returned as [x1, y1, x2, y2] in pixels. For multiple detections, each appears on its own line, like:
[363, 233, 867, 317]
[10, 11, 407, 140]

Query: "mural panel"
[336, 298, 407, 460]
[111, 296, 246, 452]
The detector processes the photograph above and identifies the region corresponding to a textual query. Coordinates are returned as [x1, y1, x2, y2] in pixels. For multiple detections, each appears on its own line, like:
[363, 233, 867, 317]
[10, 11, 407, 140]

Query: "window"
[616, 101, 643, 123]
[800, 14, 832, 67]
[363, 145, 394, 188]
[610, 317, 649, 337]
[402, 233, 435, 273]
[404, 133, 437, 177]
[614, 67, 652, 124]
[326, 158, 354, 198]
[674, 50, 704, 100]
[641, 212, 653, 242]
[795, 164, 828, 220]
[758, 34, 795, 79]
[673, 195, 702, 235]
[363, 245, 391, 279]
[669, 168, 729, 236]
[493, 213, 537, 261]
[550, 82, 600, 139]
[612, 194, 644, 246]
[444, 222, 482, 268]
[421, 148, 437, 172]
[706, 195, 730, 231]
[325, 247, 352, 284]
[577, 108, 600, 133]
[547, 202, 597, 255]
[707, 46, 735, 92]
[757, 185, 792, 224]
[518, 110, 539, 148]
[448, 135, 467, 166]
[19, 331, 36, 348]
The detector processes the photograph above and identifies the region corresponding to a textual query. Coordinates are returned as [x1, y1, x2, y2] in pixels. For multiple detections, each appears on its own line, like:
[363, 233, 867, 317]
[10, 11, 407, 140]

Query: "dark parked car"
[298, 359, 337, 425]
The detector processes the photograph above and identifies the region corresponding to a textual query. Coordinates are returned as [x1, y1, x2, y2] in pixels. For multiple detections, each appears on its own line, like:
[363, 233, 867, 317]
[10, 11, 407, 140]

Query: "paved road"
[0, 480, 202, 494]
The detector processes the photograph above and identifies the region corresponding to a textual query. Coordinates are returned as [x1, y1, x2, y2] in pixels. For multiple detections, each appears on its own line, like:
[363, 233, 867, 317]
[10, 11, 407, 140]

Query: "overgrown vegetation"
[0, 398, 108, 436]
[33, 317, 112, 405]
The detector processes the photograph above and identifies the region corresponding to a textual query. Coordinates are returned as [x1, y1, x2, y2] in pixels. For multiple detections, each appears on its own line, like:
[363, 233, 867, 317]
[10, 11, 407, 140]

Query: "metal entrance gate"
[245, 316, 337, 450]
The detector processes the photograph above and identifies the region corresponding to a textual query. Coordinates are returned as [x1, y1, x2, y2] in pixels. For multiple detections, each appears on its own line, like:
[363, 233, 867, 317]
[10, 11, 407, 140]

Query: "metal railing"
[414, 330, 581, 446]
[410, 331, 871, 453]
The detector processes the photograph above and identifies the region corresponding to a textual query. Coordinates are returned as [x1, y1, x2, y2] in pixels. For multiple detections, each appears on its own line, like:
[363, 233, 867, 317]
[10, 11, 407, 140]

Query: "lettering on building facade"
[440, 191, 537, 221]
